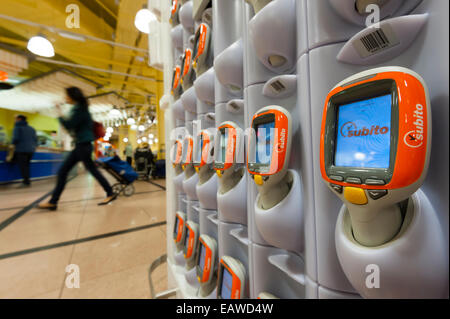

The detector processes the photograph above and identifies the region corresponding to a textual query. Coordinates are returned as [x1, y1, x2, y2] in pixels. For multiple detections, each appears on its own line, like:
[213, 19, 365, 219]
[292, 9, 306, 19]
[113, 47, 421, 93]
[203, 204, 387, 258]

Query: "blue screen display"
[198, 244, 206, 270]
[220, 129, 227, 163]
[174, 218, 179, 236]
[184, 228, 190, 249]
[196, 135, 203, 163]
[221, 267, 233, 299]
[255, 121, 275, 164]
[335, 94, 391, 168]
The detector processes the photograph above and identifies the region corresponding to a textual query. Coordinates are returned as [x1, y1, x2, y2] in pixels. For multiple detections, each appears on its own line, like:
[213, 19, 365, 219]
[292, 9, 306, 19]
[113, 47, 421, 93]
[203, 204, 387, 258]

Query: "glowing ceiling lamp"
[123, 137, 129, 143]
[27, 35, 55, 58]
[138, 125, 145, 132]
[109, 109, 121, 117]
[131, 124, 137, 130]
[127, 118, 136, 125]
[106, 127, 114, 133]
[137, 139, 142, 144]
[134, 8, 157, 34]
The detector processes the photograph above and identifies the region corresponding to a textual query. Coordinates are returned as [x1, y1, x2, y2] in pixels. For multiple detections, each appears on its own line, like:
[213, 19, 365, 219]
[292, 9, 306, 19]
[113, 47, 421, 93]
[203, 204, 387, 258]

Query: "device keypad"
[330, 175, 344, 182]
[346, 177, 362, 184]
[365, 178, 386, 185]
[330, 183, 343, 194]
[367, 189, 388, 200]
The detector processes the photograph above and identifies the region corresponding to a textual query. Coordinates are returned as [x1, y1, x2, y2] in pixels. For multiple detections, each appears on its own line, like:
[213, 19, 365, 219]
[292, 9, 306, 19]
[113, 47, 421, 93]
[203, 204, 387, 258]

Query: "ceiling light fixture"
[27, 34, 55, 57]
[134, 8, 157, 34]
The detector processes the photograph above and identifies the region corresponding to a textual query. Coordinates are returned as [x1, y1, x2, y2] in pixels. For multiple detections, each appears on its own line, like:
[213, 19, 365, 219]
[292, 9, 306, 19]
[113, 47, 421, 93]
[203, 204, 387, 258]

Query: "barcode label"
[271, 80, 285, 93]
[353, 24, 400, 58]
[360, 29, 390, 52]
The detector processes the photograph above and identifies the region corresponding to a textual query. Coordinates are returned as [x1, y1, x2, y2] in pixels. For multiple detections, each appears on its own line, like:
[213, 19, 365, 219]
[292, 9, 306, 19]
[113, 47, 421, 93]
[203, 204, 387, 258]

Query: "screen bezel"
[217, 262, 234, 299]
[193, 132, 206, 167]
[248, 113, 276, 173]
[196, 241, 207, 279]
[183, 227, 190, 255]
[214, 125, 234, 170]
[323, 79, 399, 183]
[173, 215, 179, 240]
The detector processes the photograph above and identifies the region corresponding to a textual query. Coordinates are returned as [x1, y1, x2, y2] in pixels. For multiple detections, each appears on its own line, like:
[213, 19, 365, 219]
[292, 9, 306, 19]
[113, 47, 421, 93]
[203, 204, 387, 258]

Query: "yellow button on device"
[254, 175, 263, 186]
[344, 187, 368, 205]
[195, 167, 199, 173]
[216, 170, 222, 178]
[193, 61, 197, 68]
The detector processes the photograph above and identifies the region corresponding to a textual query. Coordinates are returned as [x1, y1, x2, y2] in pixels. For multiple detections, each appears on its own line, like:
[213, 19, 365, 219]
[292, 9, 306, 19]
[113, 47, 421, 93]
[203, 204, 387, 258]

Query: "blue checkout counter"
[0, 147, 74, 184]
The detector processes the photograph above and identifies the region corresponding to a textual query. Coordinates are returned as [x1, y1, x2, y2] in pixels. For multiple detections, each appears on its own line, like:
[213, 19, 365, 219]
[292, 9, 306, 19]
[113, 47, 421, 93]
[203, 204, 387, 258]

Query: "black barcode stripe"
[360, 29, 390, 53]
[271, 80, 285, 92]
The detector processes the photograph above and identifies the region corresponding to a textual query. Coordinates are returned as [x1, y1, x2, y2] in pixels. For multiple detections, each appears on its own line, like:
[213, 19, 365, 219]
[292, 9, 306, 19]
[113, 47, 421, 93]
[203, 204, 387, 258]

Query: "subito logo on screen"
[340, 121, 389, 137]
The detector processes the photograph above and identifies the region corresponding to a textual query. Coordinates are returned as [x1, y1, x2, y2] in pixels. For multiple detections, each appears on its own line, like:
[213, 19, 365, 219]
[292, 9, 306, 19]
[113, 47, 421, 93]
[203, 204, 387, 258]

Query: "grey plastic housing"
[214, 39, 244, 97]
[250, 243, 306, 299]
[179, 1, 195, 34]
[194, 67, 216, 112]
[306, 0, 423, 50]
[181, 86, 198, 114]
[336, 190, 448, 298]
[248, 0, 297, 74]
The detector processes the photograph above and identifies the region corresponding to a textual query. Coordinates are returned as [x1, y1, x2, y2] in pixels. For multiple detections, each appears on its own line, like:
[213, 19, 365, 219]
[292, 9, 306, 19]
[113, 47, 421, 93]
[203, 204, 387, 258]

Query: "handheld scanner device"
[247, 106, 292, 208]
[193, 128, 215, 173]
[245, 0, 272, 13]
[217, 256, 246, 299]
[214, 121, 244, 178]
[171, 139, 183, 166]
[320, 66, 431, 247]
[173, 211, 187, 250]
[171, 65, 182, 97]
[170, 0, 180, 26]
[196, 234, 217, 284]
[192, 23, 211, 71]
[183, 221, 199, 261]
[181, 135, 194, 171]
[181, 48, 194, 85]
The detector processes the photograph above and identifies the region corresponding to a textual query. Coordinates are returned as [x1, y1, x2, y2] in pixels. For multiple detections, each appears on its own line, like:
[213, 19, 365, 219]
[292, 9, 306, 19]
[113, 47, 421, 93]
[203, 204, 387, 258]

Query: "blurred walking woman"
[38, 87, 117, 211]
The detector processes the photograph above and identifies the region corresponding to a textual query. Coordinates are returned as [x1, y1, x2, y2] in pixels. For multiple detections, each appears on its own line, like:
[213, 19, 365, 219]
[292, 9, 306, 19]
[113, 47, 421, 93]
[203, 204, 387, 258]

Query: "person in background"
[38, 87, 117, 211]
[12, 115, 37, 187]
[125, 142, 133, 166]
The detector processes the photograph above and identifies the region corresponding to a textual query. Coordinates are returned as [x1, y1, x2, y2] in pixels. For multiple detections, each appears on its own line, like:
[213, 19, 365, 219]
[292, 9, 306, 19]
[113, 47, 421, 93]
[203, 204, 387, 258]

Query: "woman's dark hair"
[66, 87, 88, 109]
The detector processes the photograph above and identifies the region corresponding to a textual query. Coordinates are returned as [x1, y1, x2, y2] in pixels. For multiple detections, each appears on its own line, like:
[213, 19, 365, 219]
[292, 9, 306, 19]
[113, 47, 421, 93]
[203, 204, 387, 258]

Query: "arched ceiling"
[0, 0, 163, 121]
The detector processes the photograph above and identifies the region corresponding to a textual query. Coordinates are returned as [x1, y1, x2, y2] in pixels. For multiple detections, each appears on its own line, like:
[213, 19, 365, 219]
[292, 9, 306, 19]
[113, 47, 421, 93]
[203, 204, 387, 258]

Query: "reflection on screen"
[184, 228, 190, 250]
[195, 135, 203, 163]
[198, 244, 206, 270]
[335, 94, 391, 168]
[221, 267, 233, 299]
[255, 121, 275, 165]
[174, 217, 179, 236]
[220, 129, 228, 164]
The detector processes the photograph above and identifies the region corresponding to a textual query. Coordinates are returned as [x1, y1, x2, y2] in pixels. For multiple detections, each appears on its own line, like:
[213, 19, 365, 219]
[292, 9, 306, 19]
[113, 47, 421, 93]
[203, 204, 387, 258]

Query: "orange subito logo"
[340, 121, 389, 138]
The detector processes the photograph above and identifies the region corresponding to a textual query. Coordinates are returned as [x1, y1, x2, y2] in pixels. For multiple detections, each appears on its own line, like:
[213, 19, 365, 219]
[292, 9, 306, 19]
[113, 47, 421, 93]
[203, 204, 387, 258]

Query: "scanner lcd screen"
[335, 94, 391, 168]
[220, 129, 228, 164]
[255, 121, 275, 165]
[221, 267, 233, 299]
[174, 217, 179, 236]
[198, 243, 206, 270]
[184, 228, 190, 250]
[196, 135, 203, 163]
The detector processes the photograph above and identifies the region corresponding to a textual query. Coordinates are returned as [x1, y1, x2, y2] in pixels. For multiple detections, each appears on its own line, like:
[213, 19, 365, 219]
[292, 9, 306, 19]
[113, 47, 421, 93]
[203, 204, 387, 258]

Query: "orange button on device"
[254, 175, 263, 186]
[344, 187, 368, 205]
